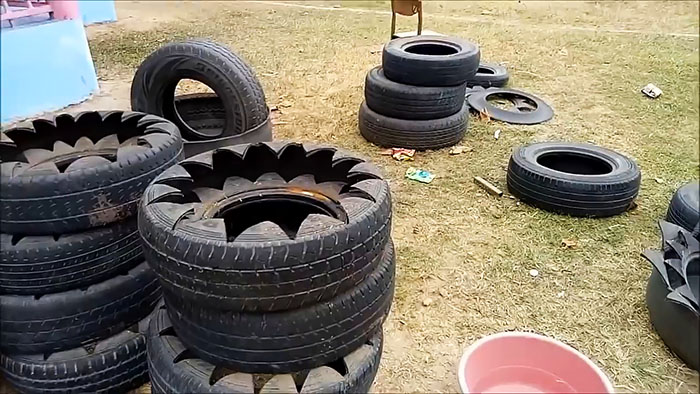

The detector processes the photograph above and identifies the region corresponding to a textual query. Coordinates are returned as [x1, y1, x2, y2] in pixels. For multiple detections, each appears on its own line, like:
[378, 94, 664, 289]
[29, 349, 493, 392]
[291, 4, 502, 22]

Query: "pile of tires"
[139, 141, 394, 393]
[642, 221, 699, 371]
[131, 40, 273, 159]
[0, 111, 183, 392]
[359, 36, 480, 150]
[507, 142, 641, 217]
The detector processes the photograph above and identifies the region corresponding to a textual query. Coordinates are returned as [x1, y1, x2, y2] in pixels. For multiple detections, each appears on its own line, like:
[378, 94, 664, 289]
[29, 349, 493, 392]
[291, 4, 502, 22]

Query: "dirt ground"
[3, 1, 699, 393]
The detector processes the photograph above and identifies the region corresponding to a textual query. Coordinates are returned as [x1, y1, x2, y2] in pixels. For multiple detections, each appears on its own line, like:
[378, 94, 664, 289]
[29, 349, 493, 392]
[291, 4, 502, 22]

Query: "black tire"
[364, 67, 465, 120]
[666, 182, 699, 233]
[163, 243, 394, 374]
[148, 307, 382, 394]
[646, 268, 699, 371]
[0, 314, 152, 394]
[507, 142, 641, 217]
[131, 40, 268, 142]
[0, 261, 160, 355]
[0, 219, 142, 295]
[139, 142, 392, 312]
[0, 111, 183, 235]
[174, 93, 226, 135]
[382, 36, 480, 87]
[358, 101, 467, 150]
[465, 63, 509, 88]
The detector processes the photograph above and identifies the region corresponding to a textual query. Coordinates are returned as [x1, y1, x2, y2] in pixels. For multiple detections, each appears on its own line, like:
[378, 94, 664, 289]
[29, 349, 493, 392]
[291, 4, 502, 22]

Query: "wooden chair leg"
[417, 4, 423, 35]
[391, 12, 396, 37]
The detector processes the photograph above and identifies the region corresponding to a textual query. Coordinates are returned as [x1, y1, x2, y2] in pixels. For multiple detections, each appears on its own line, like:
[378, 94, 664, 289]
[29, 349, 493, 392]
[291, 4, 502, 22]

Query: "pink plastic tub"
[458, 332, 614, 394]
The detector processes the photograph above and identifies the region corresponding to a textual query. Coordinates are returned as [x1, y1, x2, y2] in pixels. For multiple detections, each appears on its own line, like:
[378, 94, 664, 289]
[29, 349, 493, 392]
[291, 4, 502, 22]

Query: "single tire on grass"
[666, 182, 699, 234]
[465, 63, 509, 88]
[0, 111, 182, 235]
[139, 142, 392, 312]
[131, 40, 268, 142]
[0, 313, 152, 394]
[162, 242, 394, 374]
[0, 218, 142, 295]
[358, 101, 467, 150]
[364, 66, 466, 120]
[382, 36, 480, 87]
[148, 306, 383, 394]
[507, 142, 641, 217]
[0, 261, 160, 355]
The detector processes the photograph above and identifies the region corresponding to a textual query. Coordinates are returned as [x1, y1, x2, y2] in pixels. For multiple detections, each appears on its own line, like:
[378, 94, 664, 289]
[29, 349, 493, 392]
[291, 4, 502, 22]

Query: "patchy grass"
[83, 1, 700, 392]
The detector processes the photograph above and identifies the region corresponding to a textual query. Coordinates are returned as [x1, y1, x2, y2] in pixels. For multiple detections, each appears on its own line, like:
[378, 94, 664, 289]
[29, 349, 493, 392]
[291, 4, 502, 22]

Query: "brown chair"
[391, 0, 422, 37]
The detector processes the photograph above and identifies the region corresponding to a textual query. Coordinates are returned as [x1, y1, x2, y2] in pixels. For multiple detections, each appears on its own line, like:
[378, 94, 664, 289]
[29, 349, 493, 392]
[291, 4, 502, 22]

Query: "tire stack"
[359, 35, 480, 150]
[140, 141, 394, 393]
[0, 111, 183, 393]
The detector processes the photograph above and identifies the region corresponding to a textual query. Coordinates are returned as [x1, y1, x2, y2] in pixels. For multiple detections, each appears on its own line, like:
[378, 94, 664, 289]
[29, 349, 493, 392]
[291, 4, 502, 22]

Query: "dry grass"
[14, 1, 700, 393]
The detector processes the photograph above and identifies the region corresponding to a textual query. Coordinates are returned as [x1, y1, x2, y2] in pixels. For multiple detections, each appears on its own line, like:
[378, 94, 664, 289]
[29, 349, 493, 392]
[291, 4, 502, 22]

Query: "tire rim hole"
[477, 67, 495, 75]
[536, 152, 613, 175]
[486, 93, 538, 112]
[214, 189, 348, 241]
[172, 79, 226, 139]
[404, 43, 458, 56]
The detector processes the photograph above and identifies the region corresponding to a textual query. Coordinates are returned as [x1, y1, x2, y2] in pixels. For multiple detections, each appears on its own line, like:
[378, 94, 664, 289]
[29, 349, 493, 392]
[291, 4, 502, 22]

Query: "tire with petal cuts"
[163, 242, 393, 374]
[0, 261, 160, 354]
[0, 313, 152, 394]
[0, 218, 142, 295]
[0, 111, 183, 235]
[507, 142, 641, 217]
[148, 307, 383, 394]
[139, 141, 392, 312]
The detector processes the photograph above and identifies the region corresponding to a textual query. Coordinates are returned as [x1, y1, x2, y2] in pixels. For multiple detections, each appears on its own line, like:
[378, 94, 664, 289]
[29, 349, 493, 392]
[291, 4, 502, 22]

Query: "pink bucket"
[458, 332, 614, 394]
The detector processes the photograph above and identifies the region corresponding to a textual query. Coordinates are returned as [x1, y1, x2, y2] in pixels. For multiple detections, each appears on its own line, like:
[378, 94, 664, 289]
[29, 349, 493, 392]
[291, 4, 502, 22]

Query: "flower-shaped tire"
[0, 111, 183, 235]
[138, 142, 392, 312]
[148, 307, 383, 393]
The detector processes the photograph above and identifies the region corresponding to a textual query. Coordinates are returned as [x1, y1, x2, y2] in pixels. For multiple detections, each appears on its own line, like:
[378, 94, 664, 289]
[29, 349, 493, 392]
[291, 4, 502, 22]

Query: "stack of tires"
[140, 141, 394, 393]
[0, 111, 183, 393]
[359, 35, 480, 150]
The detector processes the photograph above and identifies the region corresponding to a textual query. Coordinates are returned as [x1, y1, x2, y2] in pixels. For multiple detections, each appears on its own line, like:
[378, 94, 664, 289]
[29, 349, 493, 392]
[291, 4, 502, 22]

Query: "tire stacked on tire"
[666, 181, 699, 237]
[139, 141, 394, 393]
[0, 111, 183, 393]
[131, 40, 273, 159]
[359, 35, 480, 150]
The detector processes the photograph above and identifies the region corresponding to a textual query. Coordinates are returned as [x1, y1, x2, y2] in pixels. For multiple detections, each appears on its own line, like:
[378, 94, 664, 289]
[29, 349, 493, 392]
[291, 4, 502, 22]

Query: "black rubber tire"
[0, 111, 183, 235]
[646, 268, 699, 371]
[148, 307, 382, 394]
[163, 243, 394, 374]
[382, 36, 480, 87]
[174, 93, 226, 135]
[358, 101, 467, 150]
[0, 261, 160, 355]
[0, 313, 152, 394]
[465, 63, 509, 88]
[139, 142, 392, 312]
[507, 142, 641, 217]
[666, 182, 699, 233]
[131, 40, 268, 142]
[0, 219, 142, 295]
[364, 67, 465, 120]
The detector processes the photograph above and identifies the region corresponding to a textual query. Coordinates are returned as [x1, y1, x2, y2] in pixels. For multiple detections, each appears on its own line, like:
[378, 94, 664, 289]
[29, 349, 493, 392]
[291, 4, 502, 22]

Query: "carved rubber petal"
[53, 141, 75, 155]
[74, 136, 95, 151]
[22, 148, 54, 165]
[116, 145, 148, 162]
[296, 214, 345, 238]
[300, 366, 344, 393]
[177, 218, 227, 241]
[223, 176, 254, 196]
[23, 161, 60, 176]
[64, 156, 112, 173]
[339, 196, 373, 219]
[260, 374, 297, 394]
[234, 221, 289, 242]
[255, 172, 286, 185]
[192, 187, 225, 203]
[343, 342, 373, 372]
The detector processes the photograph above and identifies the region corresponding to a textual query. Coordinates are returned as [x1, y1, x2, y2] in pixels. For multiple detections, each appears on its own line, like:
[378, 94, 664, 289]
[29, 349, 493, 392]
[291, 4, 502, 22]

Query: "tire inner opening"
[477, 67, 495, 75]
[537, 152, 613, 175]
[214, 190, 347, 241]
[486, 93, 538, 113]
[173, 79, 226, 139]
[404, 43, 458, 56]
